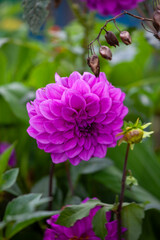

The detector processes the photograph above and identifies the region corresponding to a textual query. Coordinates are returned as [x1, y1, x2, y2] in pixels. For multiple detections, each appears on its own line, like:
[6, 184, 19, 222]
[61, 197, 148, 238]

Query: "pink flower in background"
[0, 142, 16, 167]
[82, 0, 143, 16]
[105, 211, 127, 240]
[27, 72, 128, 165]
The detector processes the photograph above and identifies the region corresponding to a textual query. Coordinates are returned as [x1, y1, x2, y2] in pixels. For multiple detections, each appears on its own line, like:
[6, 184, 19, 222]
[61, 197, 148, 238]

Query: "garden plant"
[0, 0, 160, 240]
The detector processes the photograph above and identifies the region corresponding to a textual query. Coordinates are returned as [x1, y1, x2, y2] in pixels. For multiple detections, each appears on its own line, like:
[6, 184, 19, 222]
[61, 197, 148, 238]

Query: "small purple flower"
[105, 212, 127, 240]
[0, 142, 16, 167]
[81, 0, 144, 16]
[44, 200, 127, 240]
[27, 72, 128, 165]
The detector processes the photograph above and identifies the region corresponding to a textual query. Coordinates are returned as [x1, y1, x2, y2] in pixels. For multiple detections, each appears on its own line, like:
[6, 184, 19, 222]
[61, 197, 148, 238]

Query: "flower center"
[77, 120, 95, 136]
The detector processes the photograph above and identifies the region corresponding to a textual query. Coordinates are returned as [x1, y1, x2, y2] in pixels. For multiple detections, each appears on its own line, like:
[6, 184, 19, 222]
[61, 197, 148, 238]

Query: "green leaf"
[92, 206, 109, 239]
[0, 168, 19, 192]
[121, 203, 145, 240]
[5, 211, 58, 238]
[56, 199, 102, 227]
[3, 193, 57, 238]
[4, 193, 42, 219]
[0, 144, 15, 182]
[31, 176, 56, 197]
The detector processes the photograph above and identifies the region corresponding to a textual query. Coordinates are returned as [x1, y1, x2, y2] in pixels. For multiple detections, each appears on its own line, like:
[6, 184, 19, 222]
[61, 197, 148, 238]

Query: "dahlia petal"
[62, 107, 78, 121]
[99, 97, 112, 114]
[63, 129, 74, 139]
[44, 121, 57, 133]
[55, 72, 61, 84]
[84, 137, 91, 150]
[84, 93, 99, 104]
[37, 141, 46, 150]
[94, 144, 107, 158]
[92, 82, 105, 96]
[27, 126, 38, 138]
[97, 134, 113, 144]
[51, 153, 68, 163]
[66, 145, 83, 158]
[95, 114, 106, 123]
[72, 79, 90, 94]
[78, 109, 87, 119]
[69, 157, 81, 166]
[36, 88, 47, 100]
[29, 115, 45, 132]
[88, 76, 97, 88]
[110, 88, 122, 101]
[79, 145, 94, 161]
[78, 137, 85, 147]
[26, 102, 36, 118]
[39, 100, 55, 120]
[52, 119, 74, 131]
[63, 138, 78, 151]
[119, 106, 128, 118]
[68, 71, 81, 88]
[102, 112, 117, 125]
[108, 119, 124, 130]
[50, 132, 65, 144]
[45, 144, 64, 153]
[36, 133, 50, 144]
[70, 94, 86, 110]
[46, 84, 65, 100]
[50, 100, 64, 117]
[85, 101, 99, 117]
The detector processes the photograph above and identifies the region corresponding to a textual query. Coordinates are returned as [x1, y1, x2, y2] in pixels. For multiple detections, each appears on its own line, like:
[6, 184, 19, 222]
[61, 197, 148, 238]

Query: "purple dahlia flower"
[82, 0, 144, 16]
[27, 72, 128, 165]
[44, 199, 127, 240]
[105, 212, 127, 240]
[0, 142, 16, 167]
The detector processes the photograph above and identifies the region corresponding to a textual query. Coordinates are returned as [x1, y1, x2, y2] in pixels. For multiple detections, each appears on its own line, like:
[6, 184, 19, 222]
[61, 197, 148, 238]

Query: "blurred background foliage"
[0, 0, 160, 239]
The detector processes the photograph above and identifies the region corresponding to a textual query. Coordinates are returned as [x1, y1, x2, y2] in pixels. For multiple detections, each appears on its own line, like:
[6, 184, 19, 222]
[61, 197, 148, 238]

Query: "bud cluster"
[87, 28, 132, 77]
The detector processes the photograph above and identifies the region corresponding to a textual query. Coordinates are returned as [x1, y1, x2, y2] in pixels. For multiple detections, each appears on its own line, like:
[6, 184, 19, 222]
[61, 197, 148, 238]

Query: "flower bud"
[87, 55, 100, 77]
[99, 46, 112, 60]
[105, 31, 119, 47]
[120, 31, 132, 45]
[123, 128, 144, 144]
[126, 175, 138, 187]
[153, 9, 160, 31]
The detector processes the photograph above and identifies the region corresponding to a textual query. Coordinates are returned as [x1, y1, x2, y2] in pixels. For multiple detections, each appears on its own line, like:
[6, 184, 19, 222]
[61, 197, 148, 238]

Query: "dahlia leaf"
[56, 199, 102, 227]
[121, 203, 145, 240]
[92, 206, 109, 239]
[0, 168, 19, 192]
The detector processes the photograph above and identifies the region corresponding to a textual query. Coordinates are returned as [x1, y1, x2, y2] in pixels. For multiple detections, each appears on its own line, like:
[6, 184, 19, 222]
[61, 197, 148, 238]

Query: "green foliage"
[22, 0, 50, 33]
[2, 193, 58, 238]
[92, 206, 108, 239]
[56, 199, 104, 227]
[0, 168, 19, 192]
[121, 203, 145, 240]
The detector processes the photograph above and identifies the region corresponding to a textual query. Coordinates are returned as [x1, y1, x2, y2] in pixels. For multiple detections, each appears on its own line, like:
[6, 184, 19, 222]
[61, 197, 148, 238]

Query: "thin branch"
[65, 161, 74, 196]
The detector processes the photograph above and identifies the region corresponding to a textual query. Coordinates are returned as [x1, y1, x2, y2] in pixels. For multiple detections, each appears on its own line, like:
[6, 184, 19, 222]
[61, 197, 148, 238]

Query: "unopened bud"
[87, 55, 100, 77]
[153, 9, 160, 31]
[123, 129, 144, 144]
[126, 176, 138, 187]
[120, 31, 132, 45]
[99, 46, 112, 60]
[105, 31, 119, 47]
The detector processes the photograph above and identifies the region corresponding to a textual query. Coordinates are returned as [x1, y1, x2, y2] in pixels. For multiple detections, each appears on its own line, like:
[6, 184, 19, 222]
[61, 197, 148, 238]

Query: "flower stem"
[117, 143, 130, 240]
[48, 162, 55, 210]
[65, 161, 74, 196]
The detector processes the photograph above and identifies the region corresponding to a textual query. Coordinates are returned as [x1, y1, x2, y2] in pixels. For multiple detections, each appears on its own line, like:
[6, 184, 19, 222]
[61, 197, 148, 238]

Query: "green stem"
[117, 143, 130, 240]
[48, 162, 55, 210]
